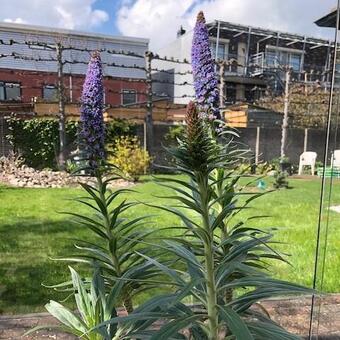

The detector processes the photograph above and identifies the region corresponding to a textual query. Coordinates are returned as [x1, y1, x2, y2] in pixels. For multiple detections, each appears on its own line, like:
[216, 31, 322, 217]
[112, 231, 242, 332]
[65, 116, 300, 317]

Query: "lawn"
[0, 175, 339, 314]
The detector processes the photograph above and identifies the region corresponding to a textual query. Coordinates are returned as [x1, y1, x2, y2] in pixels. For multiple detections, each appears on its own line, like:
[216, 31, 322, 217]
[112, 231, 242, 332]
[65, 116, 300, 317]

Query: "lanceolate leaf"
[218, 305, 254, 340]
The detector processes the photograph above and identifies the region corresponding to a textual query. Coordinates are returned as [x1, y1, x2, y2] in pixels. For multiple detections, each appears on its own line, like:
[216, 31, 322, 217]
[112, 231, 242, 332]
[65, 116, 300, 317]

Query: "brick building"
[0, 22, 149, 105]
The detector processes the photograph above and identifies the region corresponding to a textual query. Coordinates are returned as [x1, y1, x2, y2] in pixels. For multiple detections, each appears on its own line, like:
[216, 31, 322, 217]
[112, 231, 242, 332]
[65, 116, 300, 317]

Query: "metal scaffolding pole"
[280, 67, 291, 159]
[56, 43, 66, 170]
[144, 51, 154, 154]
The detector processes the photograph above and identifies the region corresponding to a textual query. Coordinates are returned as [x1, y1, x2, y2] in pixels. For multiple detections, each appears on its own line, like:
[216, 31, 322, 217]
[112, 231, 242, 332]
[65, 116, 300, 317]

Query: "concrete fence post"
[255, 126, 260, 164]
[304, 128, 309, 152]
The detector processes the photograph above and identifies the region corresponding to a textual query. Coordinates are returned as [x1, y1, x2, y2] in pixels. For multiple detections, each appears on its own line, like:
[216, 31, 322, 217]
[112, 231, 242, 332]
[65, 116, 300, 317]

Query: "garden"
[0, 176, 339, 316]
[0, 10, 339, 340]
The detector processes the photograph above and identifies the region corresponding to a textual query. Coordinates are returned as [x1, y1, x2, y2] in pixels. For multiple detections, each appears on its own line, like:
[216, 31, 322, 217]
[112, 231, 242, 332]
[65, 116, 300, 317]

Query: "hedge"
[6, 115, 136, 169]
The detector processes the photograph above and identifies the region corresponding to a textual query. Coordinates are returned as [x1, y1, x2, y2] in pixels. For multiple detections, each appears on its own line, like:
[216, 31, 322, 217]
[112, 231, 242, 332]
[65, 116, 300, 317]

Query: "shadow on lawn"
[0, 261, 71, 314]
[0, 219, 91, 314]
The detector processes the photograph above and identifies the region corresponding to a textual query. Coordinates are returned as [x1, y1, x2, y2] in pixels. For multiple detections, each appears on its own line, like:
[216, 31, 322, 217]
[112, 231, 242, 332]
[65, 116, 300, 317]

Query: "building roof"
[0, 21, 148, 78]
[315, 8, 339, 28]
[0, 21, 149, 46]
[207, 20, 333, 46]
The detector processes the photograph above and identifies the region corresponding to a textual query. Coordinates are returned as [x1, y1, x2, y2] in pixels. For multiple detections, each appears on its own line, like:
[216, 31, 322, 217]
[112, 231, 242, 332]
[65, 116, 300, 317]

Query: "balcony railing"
[249, 52, 280, 76]
[249, 52, 329, 83]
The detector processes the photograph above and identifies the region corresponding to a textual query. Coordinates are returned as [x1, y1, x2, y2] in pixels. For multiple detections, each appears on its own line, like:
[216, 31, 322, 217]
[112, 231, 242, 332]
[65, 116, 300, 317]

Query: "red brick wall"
[0, 69, 147, 104]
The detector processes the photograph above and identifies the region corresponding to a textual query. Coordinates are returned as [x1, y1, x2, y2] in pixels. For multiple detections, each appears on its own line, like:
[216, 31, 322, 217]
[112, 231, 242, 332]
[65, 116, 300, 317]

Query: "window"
[266, 47, 302, 71]
[210, 41, 228, 60]
[0, 82, 20, 101]
[290, 53, 302, 72]
[43, 85, 58, 101]
[122, 89, 137, 105]
[266, 50, 277, 66]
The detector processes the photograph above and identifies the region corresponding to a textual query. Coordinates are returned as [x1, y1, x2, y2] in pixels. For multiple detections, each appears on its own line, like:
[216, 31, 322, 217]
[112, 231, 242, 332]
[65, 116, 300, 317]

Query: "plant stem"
[198, 174, 219, 340]
[204, 242, 219, 340]
[97, 171, 134, 313]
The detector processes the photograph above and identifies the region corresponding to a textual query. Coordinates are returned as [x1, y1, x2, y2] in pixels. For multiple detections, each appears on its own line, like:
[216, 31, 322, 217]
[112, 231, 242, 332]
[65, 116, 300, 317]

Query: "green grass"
[0, 175, 339, 314]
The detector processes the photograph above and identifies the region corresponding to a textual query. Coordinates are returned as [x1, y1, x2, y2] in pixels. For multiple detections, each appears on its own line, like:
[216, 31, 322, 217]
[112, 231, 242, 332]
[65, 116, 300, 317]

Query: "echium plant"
[105, 102, 312, 339]
[27, 167, 164, 339]
[191, 11, 220, 120]
[58, 167, 159, 313]
[80, 51, 105, 168]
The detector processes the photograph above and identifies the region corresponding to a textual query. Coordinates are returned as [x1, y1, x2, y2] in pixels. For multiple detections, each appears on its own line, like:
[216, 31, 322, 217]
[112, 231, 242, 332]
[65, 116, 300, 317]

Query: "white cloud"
[3, 18, 27, 24]
[0, 0, 109, 30]
[116, 0, 336, 50]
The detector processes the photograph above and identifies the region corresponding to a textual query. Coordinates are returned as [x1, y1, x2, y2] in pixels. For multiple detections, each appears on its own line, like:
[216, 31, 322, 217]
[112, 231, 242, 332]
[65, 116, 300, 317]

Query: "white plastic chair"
[331, 150, 340, 168]
[298, 151, 317, 175]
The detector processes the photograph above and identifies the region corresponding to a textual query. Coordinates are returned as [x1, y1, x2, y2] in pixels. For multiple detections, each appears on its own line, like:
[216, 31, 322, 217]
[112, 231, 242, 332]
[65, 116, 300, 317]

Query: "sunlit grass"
[0, 175, 339, 314]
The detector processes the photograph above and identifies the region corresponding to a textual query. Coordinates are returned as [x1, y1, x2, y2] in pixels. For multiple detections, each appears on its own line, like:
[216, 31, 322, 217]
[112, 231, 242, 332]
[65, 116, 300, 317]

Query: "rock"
[0, 154, 134, 189]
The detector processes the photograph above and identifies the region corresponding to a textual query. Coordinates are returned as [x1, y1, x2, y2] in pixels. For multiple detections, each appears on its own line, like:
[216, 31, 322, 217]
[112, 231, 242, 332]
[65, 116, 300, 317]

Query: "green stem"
[198, 174, 219, 340]
[204, 242, 219, 340]
[97, 172, 134, 313]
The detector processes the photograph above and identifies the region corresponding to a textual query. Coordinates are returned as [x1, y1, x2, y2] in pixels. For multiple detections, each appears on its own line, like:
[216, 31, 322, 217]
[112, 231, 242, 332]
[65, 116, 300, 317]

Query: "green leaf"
[69, 266, 92, 324]
[246, 321, 300, 340]
[45, 300, 87, 334]
[218, 305, 254, 340]
[150, 315, 200, 340]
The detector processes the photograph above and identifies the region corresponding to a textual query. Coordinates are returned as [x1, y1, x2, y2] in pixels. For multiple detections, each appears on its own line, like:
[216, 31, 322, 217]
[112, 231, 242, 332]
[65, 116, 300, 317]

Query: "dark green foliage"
[108, 102, 312, 339]
[56, 167, 160, 313]
[164, 125, 185, 144]
[6, 116, 136, 170]
[6, 116, 78, 169]
[273, 171, 289, 189]
[105, 118, 137, 143]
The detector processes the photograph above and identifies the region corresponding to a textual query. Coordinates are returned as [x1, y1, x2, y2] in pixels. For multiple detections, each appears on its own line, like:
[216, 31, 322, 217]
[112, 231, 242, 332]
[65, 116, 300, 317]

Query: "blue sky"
[92, 0, 121, 36]
[0, 0, 337, 49]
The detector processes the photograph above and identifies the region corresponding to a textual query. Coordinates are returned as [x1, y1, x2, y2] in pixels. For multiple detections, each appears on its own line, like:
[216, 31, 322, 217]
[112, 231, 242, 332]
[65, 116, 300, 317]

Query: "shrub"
[235, 161, 273, 175]
[108, 136, 151, 181]
[164, 125, 185, 143]
[256, 161, 274, 174]
[106, 118, 137, 142]
[6, 116, 78, 170]
[6, 116, 136, 170]
[273, 170, 290, 189]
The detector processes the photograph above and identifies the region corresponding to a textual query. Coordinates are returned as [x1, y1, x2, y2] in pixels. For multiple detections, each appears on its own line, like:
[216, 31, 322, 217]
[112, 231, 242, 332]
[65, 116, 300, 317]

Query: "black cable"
[308, 1, 340, 339]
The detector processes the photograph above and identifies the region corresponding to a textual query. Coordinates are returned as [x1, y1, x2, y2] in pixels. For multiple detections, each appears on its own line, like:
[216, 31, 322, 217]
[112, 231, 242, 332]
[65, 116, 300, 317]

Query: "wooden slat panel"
[226, 122, 247, 128]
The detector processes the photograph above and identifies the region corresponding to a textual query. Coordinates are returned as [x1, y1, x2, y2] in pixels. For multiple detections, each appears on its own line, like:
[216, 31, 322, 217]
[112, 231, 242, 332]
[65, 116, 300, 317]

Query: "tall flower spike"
[80, 51, 105, 168]
[185, 101, 210, 170]
[191, 11, 220, 120]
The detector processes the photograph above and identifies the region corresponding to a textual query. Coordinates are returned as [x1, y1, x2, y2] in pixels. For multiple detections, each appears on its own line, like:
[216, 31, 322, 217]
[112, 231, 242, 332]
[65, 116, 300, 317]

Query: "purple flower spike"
[191, 11, 221, 120]
[80, 51, 105, 168]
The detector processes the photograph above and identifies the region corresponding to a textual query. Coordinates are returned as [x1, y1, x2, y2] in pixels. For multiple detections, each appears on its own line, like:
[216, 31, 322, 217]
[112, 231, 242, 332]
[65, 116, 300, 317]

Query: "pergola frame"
[207, 20, 334, 79]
